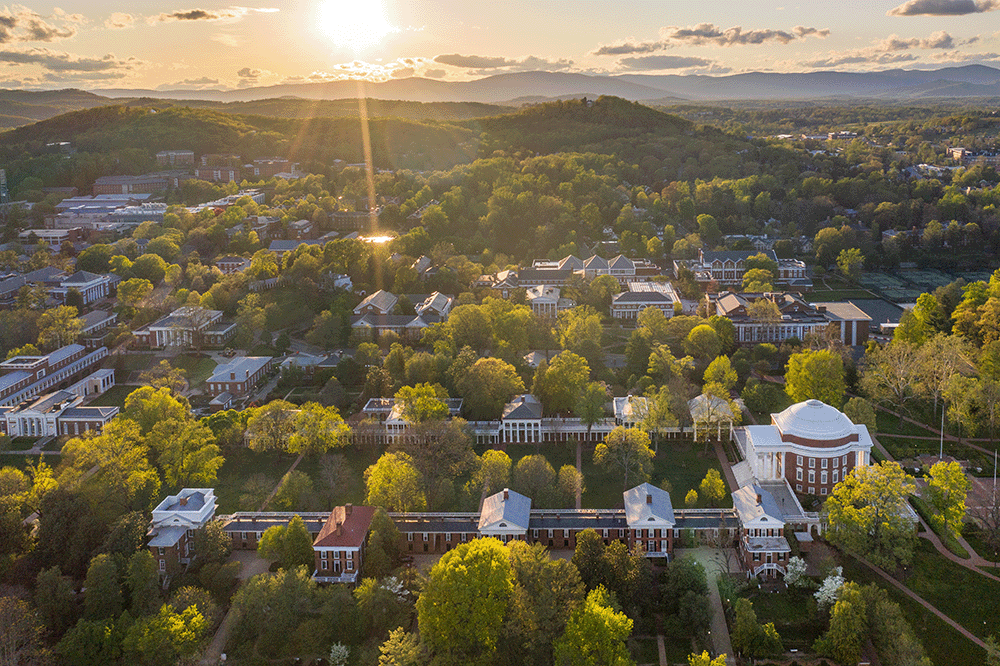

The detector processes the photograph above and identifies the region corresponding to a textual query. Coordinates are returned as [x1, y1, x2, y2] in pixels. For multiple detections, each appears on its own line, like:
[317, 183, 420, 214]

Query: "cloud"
[391, 67, 414, 78]
[592, 39, 664, 56]
[617, 55, 715, 70]
[211, 33, 239, 46]
[879, 30, 955, 50]
[433, 53, 574, 71]
[424, 68, 446, 78]
[148, 6, 278, 24]
[0, 7, 80, 43]
[105, 12, 135, 29]
[156, 76, 220, 90]
[660, 22, 830, 46]
[802, 52, 918, 68]
[887, 0, 1000, 15]
[0, 47, 141, 72]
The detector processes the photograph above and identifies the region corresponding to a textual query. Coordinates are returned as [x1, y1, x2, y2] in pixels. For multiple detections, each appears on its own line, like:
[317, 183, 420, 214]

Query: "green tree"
[594, 427, 654, 490]
[687, 652, 727, 666]
[117, 277, 154, 308]
[258, 515, 315, 570]
[471, 449, 512, 497]
[842, 396, 877, 433]
[741, 268, 775, 293]
[289, 402, 350, 454]
[703, 355, 737, 391]
[533, 351, 590, 414]
[417, 538, 514, 663]
[698, 469, 726, 507]
[924, 460, 970, 542]
[0, 597, 48, 666]
[785, 349, 845, 407]
[553, 586, 634, 666]
[860, 341, 922, 423]
[731, 598, 782, 659]
[270, 470, 315, 511]
[684, 324, 722, 361]
[556, 306, 603, 360]
[837, 247, 864, 282]
[394, 383, 449, 423]
[84, 553, 122, 621]
[512, 455, 558, 506]
[193, 520, 232, 567]
[157, 421, 224, 488]
[362, 508, 402, 580]
[825, 462, 917, 569]
[456, 357, 525, 420]
[126, 550, 162, 617]
[37, 305, 83, 349]
[35, 565, 77, 634]
[245, 400, 297, 452]
[365, 452, 426, 513]
[814, 582, 866, 666]
[122, 604, 207, 666]
[378, 627, 426, 666]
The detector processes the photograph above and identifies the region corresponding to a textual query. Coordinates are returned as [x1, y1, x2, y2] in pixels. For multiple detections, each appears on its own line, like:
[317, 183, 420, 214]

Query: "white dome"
[773, 399, 856, 442]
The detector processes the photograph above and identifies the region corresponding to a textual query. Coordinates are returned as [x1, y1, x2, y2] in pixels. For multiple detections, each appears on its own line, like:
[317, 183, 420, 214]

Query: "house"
[268, 239, 322, 260]
[289, 219, 314, 239]
[148, 489, 218, 579]
[320, 272, 353, 291]
[475, 269, 519, 298]
[810, 302, 872, 347]
[354, 290, 398, 316]
[623, 483, 675, 557]
[675, 249, 810, 291]
[156, 150, 194, 166]
[79, 310, 118, 348]
[312, 504, 377, 584]
[205, 356, 273, 398]
[194, 166, 239, 183]
[0, 344, 109, 407]
[0, 390, 118, 437]
[526, 286, 574, 319]
[0, 274, 26, 305]
[53, 271, 112, 305]
[732, 399, 873, 498]
[614, 396, 648, 427]
[133, 306, 235, 349]
[710, 291, 870, 347]
[93, 173, 181, 195]
[476, 394, 616, 445]
[415, 292, 453, 322]
[351, 313, 429, 340]
[478, 488, 532, 543]
[732, 484, 790, 579]
[688, 393, 741, 441]
[610, 282, 679, 320]
[216, 256, 250, 274]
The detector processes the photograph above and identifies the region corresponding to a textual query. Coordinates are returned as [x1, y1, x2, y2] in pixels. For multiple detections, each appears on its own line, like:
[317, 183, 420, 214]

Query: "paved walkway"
[676, 548, 736, 665]
[712, 439, 739, 493]
[199, 551, 271, 666]
[258, 452, 304, 511]
[656, 634, 667, 666]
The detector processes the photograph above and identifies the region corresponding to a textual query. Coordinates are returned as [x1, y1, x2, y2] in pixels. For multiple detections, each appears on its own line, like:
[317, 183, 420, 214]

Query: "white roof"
[623, 483, 675, 528]
[478, 488, 531, 533]
[732, 484, 785, 526]
[614, 396, 648, 421]
[773, 400, 856, 441]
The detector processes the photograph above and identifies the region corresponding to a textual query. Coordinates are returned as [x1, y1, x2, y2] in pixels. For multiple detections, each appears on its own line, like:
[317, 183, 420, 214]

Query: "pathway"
[0, 436, 56, 456]
[676, 547, 737, 665]
[656, 634, 667, 666]
[712, 438, 739, 492]
[258, 452, 304, 511]
[199, 551, 271, 666]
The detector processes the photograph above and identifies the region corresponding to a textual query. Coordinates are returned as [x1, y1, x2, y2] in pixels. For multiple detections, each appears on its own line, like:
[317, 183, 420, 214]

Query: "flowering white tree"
[814, 566, 844, 610]
[329, 643, 350, 666]
[785, 556, 808, 587]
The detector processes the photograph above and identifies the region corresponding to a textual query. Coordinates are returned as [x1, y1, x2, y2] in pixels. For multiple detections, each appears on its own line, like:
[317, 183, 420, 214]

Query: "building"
[0, 390, 118, 437]
[351, 313, 430, 340]
[332, 209, 380, 232]
[312, 504, 377, 584]
[18, 227, 82, 245]
[613, 396, 648, 428]
[710, 291, 870, 347]
[194, 166, 239, 183]
[52, 271, 112, 305]
[289, 219, 314, 239]
[732, 484, 790, 579]
[676, 249, 810, 291]
[414, 292, 453, 322]
[133, 306, 236, 349]
[107, 203, 169, 226]
[354, 290, 398, 316]
[93, 173, 184, 196]
[148, 489, 218, 579]
[205, 356, 273, 398]
[79, 310, 118, 348]
[156, 150, 195, 166]
[610, 282, 679, 320]
[249, 158, 292, 178]
[732, 399, 873, 497]
[526, 285, 574, 319]
[215, 256, 251, 274]
[0, 344, 109, 407]
[268, 239, 323, 260]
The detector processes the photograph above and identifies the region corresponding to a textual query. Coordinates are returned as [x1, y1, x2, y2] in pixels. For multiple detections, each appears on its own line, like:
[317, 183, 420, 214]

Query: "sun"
[319, 0, 396, 52]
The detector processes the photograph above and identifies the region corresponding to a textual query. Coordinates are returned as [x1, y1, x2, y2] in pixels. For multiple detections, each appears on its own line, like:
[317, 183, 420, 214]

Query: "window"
[602, 529, 608, 538]
[808, 487, 815, 495]
[821, 458, 828, 469]
[423, 533, 428, 541]
[842, 454, 848, 465]
[158, 547, 165, 556]
[809, 458, 815, 468]
[532, 529, 539, 539]
[833, 469, 839, 484]
[796, 455, 802, 465]
[347, 551, 353, 560]
[808, 470, 815, 483]
[796, 483, 802, 492]
[821, 471, 828, 484]
[796, 468, 802, 481]
[445, 533, 451, 542]
[821, 487, 828, 496]
[461, 533, 468, 542]
[159, 559, 165, 572]
[407, 533, 413, 541]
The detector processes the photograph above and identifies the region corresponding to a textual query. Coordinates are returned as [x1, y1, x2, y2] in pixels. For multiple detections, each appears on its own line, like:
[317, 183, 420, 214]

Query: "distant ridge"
[86, 64, 1000, 104]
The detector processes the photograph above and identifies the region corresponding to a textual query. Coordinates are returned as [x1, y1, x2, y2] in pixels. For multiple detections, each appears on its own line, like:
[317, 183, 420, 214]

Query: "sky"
[3, 0, 1000, 90]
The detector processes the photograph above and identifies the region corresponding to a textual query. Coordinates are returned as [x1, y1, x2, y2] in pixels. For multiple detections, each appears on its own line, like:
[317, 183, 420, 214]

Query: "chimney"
[345, 503, 353, 516]
[230, 372, 235, 380]
[245, 369, 249, 379]
[503, 489, 509, 501]
[336, 522, 343, 536]
[646, 494, 652, 504]
[756, 494, 762, 504]
[179, 496, 188, 506]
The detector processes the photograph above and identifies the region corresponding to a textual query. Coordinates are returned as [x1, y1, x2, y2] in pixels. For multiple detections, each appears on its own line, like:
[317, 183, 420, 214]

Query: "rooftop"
[314, 505, 377, 548]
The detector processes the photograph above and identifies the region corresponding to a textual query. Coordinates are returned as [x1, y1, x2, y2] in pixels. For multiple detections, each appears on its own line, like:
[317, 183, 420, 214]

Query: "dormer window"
[499, 522, 507, 527]
[647, 517, 655, 521]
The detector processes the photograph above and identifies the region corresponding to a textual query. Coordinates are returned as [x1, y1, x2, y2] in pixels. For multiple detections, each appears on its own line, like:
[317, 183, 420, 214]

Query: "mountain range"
[89, 64, 1000, 104]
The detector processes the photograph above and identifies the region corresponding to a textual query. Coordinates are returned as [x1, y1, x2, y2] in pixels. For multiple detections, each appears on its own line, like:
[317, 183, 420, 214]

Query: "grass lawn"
[213, 448, 300, 513]
[874, 409, 941, 438]
[115, 353, 156, 377]
[173, 354, 217, 387]
[42, 437, 63, 452]
[741, 586, 825, 651]
[7, 437, 36, 451]
[840, 553, 984, 666]
[502, 438, 730, 510]
[87, 384, 140, 408]
[963, 525, 1000, 562]
[0, 453, 47, 471]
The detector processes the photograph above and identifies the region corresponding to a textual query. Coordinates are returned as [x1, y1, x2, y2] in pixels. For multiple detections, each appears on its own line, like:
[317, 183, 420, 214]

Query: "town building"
[133, 306, 236, 349]
[732, 399, 873, 498]
[613, 395, 648, 428]
[354, 290, 398, 316]
[526, 285, 574, 319]
[215, 256, 251, 274]
[732, 484, 790, 579]
[156, 150, 195, 166]
[194, 166, 240, 183]
[268, 239, 323, 260]
[312, 504, 378, 584]
[52, 271, 112, 305]
[0, 389, 118, 437]
[18, 227, 83, 245]
[79, 310, 118, 348]
[414, 292, 453, 322]
[93, 172, 187, 196]
[289, 219, 314, 239]
[205, 356, 273, 399]
[148, 489, 217, 579]
[675, 249, 811, 291]
[351, 314, 430, 340]
[709, 291, 871, 347]
[610, 282, 679, 320]
[0, 344, 109, 407]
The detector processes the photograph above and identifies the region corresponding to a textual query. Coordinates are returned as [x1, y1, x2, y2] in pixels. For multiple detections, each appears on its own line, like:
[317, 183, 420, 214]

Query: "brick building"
[0, 344, 109, 407]
[156, 150, 194, 166]
[148, 489, 218, 580]
[205, 356, 273, 398]
[0, 390, 118, 437]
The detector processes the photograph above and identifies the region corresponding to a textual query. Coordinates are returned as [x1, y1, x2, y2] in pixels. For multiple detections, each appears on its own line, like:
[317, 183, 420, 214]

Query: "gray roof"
[702, 249, 778, 263]
[166, 491, 206, 512]
[812, 301, 872, 322]
[47, 344, 85, 366]
[207, 356, 271, 384]
[624, 483, 675, 527]
[612, 291, 672, 303]
[608, 255, 634, 270]
[355, 289, 398, 313]
[731, 484, 784, 526]
[352, 313, 428, 328]
[558, 255, 584, 270]
[502, 394, 543, 420]
[148, 525, 187, 548]
[479, 488, 532, 531]
[583, 255, 609, 269]
[62, 406, 119, 419]
[62, 270, 104, 285]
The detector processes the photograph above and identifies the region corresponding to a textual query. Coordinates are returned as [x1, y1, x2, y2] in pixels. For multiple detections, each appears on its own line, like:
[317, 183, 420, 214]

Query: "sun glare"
[320, 0, 396, 52]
